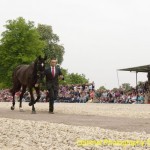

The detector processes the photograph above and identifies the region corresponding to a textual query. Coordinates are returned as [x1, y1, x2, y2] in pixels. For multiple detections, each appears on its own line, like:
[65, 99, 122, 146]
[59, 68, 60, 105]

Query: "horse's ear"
[38, 55, 42, 60]
[44, 55, 47, 60]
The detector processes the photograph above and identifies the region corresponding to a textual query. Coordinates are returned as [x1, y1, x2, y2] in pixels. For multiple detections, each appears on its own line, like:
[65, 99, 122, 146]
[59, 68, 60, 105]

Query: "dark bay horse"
[10, 55, 47, 113]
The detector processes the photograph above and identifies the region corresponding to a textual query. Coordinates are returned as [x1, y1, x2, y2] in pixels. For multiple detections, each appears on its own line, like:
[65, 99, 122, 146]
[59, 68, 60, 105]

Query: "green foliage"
[0, 17, 87, 89]
[121, 83, 132, 92]
[37, 24, 65, 64]
[112, 87, 119, 91]
[99, 86, 107, 91]
[137, 81, 144, 85]
[68, 73, 88, 84]
[0, 17, 45, 88]
[59, 68, 89, 85]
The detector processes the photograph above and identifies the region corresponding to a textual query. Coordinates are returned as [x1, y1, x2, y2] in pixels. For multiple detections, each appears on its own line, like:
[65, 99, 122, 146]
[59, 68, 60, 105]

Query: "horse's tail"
[10, 65, 23, 94]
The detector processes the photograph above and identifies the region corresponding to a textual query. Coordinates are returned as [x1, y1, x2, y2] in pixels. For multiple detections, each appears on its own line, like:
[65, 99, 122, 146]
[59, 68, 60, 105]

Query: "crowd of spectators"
[0, 89, 12, 102]
[56, 81, 149, 104]
[55, 81, 148, 104]
[0, 81, 149, 104]
[57, 82, 95, 103]
[94, 82, 148, 104]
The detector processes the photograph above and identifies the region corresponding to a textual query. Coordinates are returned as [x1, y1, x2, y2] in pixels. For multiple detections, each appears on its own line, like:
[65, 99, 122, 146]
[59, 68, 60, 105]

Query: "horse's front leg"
[29, 88, 36, 114]
[29, 86, 40, 105]
[34, 86, 41, 104]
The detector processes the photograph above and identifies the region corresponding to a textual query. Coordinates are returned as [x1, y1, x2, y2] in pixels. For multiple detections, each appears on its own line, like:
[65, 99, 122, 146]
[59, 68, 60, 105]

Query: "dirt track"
[0, 103, 150, 133]
[1, 102, 150, 150]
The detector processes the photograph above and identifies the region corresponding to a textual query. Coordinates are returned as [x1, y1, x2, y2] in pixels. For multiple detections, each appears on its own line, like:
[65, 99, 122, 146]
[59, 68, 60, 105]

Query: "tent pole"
[117, 70, 120, 88]
[136, 72, 138, 91]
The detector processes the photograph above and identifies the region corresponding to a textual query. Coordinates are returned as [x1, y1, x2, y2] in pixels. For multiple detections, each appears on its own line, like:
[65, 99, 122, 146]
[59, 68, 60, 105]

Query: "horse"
[10, 55, 47, 113]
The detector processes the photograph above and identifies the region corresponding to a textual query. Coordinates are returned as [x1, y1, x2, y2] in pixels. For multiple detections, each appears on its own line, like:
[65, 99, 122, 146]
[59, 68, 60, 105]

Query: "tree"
[138, 81, 144, 85]
[37, 24, 65, 64]
[68, 73, 89, 85]
[121, 83, 132, 92]
[58, 68, 89, 85]
[58, 68, 69, 85]
[0, 17, 45, 87]
[112, 87, 119, 91]
[99, 86, 107, 91]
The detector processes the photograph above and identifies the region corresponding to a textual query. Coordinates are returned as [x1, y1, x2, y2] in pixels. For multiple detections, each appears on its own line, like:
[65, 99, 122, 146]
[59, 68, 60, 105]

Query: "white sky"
[1, 0, 150, 89]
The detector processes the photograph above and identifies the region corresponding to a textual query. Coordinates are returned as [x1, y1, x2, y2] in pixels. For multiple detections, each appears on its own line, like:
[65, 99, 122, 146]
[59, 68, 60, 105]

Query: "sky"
[1, 0, 150, 89]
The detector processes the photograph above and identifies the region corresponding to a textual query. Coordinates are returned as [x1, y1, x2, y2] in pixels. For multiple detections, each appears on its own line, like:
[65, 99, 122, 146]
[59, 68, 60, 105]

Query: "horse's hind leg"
[19, 85, 26, 112]
[10, 83, 21, 110]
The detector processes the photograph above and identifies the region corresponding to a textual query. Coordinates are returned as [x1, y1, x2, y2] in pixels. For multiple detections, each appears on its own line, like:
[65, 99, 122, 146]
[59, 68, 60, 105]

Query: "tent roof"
[118, 64, 150, 73]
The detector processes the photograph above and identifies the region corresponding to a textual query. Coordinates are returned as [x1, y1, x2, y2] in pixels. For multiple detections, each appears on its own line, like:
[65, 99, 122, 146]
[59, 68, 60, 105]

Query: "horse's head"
[35, 55, 47, 81]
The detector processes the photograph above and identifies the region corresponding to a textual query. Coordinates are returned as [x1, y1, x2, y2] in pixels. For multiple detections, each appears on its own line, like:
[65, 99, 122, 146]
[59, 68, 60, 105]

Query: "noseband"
[35, 62, 45, 85]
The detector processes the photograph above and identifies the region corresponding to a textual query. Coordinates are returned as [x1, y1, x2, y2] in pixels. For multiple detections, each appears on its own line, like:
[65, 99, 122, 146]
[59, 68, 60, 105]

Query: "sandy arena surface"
[0, 102, 150, 150]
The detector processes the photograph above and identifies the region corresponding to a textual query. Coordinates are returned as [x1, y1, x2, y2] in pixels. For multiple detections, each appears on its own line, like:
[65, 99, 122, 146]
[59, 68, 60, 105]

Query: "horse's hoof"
[29, 102, 32, 106]
[11, 106, 14, 110]
[32, 111, 36, 114]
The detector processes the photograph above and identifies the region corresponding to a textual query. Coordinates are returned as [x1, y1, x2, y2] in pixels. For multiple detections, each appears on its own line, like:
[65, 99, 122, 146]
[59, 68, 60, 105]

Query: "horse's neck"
[30, 62, 37, 77]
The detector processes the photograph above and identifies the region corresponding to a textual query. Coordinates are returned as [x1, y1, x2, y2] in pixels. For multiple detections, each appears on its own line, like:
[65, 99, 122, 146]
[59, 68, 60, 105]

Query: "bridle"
[35, 61, 45, 85]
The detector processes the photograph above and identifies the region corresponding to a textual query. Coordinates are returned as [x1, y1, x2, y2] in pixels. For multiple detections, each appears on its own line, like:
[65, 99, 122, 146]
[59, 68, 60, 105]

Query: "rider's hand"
[35, 83, 39, 87]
